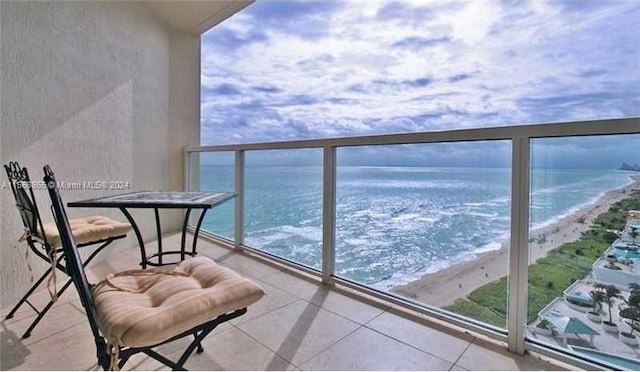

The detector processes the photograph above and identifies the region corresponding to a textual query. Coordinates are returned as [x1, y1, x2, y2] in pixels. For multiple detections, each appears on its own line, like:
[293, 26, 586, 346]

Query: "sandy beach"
[392, 174, 640, 307]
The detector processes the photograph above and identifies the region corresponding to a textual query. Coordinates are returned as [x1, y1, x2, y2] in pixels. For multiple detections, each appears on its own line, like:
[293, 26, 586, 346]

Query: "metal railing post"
[184, 148, 191, 192]
[322, 144, 337, 283]
[234, 150, 245, 250]
[507, 137, 531, 355]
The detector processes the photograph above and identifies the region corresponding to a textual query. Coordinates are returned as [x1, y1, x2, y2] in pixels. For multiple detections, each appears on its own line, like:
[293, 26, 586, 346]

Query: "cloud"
[242, 1, 345, 40]
[200, 1, 640, 166]
[251, 85, 282, 94]
[448, 74, 472, 83]
[391, 36, 451, 50]
[205, 83, 242, 96]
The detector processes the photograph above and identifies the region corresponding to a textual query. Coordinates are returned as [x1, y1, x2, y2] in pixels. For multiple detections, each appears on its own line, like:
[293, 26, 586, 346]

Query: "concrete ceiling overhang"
[146, 1, 254, 35]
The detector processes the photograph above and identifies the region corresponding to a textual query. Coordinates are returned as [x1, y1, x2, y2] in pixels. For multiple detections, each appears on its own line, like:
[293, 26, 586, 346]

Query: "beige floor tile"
[308, 289, 387, 325]
[125, 346, 175, 371]
[237, 299, 360, 366]
[230, 280, 298, 325]
[127, 355, 165, 371]
[450, 364, 469, 371]
[260, 271, 324, 300]
[1, 302, 86, 346]
[133, 327, 296, 371]
[2, 322, 98, 370]
[366, 311, 473, 364]
[456, 338, 564, 371]
[1, 303, 38, 325]
[162, 233, 229, 260]
[129, 321, 237, 365]
[193, 236, 238, 260]
[1, 323, 30, 370]
[122, 323, 237, 370]
[85, 249, 143, 281]
[2, 275, 80, 323]
[216, 253, 282, 279]
[300, 326, 452, 371]
[69, 299, 86, 315]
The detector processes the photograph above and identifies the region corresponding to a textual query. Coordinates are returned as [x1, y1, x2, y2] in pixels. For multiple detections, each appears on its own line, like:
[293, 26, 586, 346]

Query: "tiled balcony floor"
[2, 233, 570, 371]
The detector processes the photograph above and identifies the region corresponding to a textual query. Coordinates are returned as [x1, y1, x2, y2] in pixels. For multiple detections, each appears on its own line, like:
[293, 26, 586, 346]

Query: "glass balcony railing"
[187, 118, 640, 370]
[244, 149, 323, 270]
[526, 134, 640, 369]
[336, 142, 511, 330]
[188, 151, 235, 240]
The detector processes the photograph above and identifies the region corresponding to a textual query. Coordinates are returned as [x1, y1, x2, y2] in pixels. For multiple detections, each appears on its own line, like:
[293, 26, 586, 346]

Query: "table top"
[68, 191, 236, 209]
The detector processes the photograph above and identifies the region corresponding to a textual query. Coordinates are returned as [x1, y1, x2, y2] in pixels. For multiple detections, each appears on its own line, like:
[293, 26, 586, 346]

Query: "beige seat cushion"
[93, 256, 265, 347]
[39, 216, 131, 248]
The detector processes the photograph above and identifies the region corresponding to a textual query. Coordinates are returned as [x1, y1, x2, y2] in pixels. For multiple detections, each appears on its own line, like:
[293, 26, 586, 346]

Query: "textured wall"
[0, 1, 200, 307]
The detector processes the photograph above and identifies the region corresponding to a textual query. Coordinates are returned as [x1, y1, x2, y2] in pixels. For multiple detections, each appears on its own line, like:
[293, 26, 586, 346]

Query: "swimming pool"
[615, 248, 640, 259]
[569, 346, 640, 370]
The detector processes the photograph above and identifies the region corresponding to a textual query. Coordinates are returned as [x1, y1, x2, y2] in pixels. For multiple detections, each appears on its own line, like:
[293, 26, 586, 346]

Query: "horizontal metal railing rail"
[186, 116, 640, 370]
[188, 117, 640, 152]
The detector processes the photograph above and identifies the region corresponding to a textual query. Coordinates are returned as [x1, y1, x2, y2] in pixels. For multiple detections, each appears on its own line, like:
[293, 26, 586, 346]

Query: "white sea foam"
[247, 224, 322, 248]
[342, 179, 467, 189]
[467, 211, 499, 219]
[213, 167, 635, 290]
[344, 238, 370, 247]
[299, 218, 316, 225]
[530, 194, 601, 232]
[417, 216, 439, 224]
[372, 271, 426, 290]
[529, 174, 633, 232]
[474, 241, 503, 254]
[390, 213, 431, 230]
[373, 250, 484, 290]
[391, 213, 422, 222]
[464, 202, 485, 207]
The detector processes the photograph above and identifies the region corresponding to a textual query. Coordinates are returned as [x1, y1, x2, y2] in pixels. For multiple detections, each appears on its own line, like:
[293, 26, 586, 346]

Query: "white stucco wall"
[0, 1, 201, 307]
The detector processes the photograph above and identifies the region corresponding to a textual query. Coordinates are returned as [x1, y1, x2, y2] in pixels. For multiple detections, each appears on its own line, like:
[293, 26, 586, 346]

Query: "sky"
[200, 0, 640, 167]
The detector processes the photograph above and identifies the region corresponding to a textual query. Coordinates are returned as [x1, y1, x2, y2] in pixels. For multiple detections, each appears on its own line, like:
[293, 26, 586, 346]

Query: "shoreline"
[392, 174, 640, 307]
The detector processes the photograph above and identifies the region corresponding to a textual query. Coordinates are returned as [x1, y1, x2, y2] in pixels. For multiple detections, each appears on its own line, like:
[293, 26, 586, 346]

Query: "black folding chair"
[44, 165, 265, 370]
[3, 162, 130, 339]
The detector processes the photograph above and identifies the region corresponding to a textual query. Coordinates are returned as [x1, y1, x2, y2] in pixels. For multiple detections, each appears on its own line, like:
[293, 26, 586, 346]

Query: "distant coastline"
[392, 174, 640, 307]
[620, 162, 640, 172]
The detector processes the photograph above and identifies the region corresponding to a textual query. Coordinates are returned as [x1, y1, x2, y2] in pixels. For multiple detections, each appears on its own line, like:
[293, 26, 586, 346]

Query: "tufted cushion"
[38, 216, 131, 248]
[92, 256, 265, 347]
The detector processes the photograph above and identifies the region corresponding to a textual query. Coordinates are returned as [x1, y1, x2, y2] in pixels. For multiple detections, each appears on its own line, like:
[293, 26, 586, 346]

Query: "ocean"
[200, 165, 633, 289]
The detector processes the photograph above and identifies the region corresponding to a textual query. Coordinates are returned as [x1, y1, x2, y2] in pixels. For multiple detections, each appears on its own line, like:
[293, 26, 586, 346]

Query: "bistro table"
[68, 191, 236, 267]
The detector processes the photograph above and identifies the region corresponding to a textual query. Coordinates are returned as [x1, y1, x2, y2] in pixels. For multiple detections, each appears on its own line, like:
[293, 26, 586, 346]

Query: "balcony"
[1, 120, 638, 370]
[2, 232, 564, 370]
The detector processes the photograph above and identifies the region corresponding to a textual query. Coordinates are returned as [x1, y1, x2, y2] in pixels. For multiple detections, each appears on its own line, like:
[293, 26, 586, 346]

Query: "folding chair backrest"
[43, 165, 110, 367]
[4, 162, 47, 244]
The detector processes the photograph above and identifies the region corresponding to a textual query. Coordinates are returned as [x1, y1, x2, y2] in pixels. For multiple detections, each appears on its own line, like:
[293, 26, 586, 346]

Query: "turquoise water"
[615, 248, 640, 259]
[200, 165, 633, 288]
[570, 346, 640, 370]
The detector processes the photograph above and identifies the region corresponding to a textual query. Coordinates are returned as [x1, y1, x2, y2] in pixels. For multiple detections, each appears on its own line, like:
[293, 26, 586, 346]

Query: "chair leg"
[193, 332, 204, 354]
[143, 349, 186, 371]
[4, 266, 53, 320]
[139, 329, 212, 371]
[175, 325, 217, 369]
[15, 240, 113, 338]
[114, 310, 246, 371]
[21, 278, 74, 339]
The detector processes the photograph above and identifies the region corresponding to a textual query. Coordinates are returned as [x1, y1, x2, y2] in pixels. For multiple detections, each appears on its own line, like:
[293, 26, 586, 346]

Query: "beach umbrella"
[546, 315, 599, 346]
